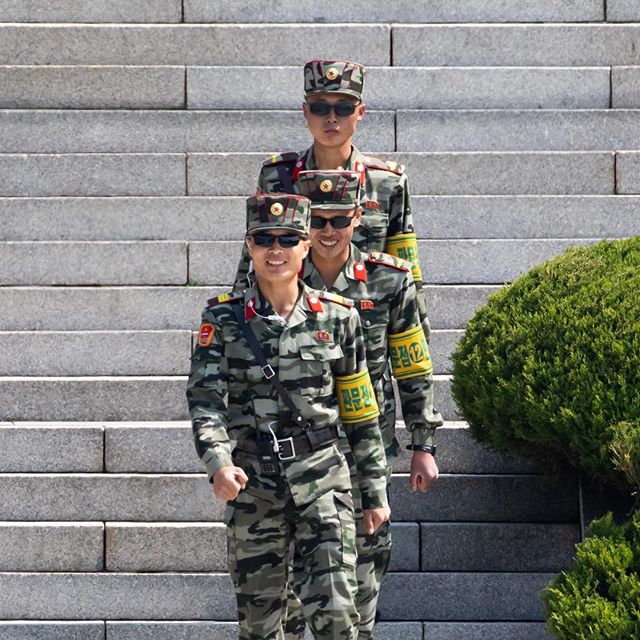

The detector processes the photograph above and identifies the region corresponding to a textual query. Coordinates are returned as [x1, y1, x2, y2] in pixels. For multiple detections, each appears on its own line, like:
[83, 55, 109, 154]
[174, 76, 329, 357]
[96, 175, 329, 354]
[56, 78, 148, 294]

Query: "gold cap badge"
[270, 202, 284, 216]
[319, 179, 333, 193]
[325, 67, 339, 81]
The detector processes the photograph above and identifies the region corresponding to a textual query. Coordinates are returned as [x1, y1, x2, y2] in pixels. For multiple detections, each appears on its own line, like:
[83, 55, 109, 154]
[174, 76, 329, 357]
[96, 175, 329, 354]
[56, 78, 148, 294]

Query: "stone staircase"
[1, 2, 639, 638]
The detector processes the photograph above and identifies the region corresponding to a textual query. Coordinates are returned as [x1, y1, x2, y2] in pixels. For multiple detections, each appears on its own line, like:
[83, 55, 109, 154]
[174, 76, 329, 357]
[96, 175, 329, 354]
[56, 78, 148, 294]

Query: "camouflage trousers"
[226, 486, 360, 640]
[283, 482, 392, 640]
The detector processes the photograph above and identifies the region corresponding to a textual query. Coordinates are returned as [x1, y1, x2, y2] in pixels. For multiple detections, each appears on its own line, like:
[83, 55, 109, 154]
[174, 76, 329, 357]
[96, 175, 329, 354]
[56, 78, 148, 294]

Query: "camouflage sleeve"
[389, 274, 443, 446]
[387, 171, 414, 238]
[186, 308, 233, 481]
[384, 172, 432, 344]
[334, 308, 389, 510]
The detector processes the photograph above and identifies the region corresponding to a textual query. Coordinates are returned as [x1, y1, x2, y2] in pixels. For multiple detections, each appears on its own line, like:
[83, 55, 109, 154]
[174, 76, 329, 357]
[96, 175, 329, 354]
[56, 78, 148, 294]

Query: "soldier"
[187, 193, 390, 640]
[233, 58, 440, 466]
[289, 170, 441, 638]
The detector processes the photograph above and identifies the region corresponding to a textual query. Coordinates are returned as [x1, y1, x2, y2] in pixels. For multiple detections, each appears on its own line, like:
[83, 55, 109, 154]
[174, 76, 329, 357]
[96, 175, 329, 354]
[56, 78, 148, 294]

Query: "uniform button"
[365, 320, 371, 327]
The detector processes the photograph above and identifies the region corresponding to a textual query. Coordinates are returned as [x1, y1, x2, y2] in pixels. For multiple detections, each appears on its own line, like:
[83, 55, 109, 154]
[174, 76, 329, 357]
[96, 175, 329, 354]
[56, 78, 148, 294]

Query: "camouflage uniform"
[291, 170, 442, 638]
[187, 194, 388, 640]
[233, 61, 434, 450]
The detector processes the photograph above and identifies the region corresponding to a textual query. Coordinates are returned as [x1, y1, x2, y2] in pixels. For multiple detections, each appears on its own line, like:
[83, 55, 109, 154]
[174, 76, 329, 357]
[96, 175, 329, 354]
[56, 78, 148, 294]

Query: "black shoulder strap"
[274, 161, 295, 193]
[230, 304, 311, 430]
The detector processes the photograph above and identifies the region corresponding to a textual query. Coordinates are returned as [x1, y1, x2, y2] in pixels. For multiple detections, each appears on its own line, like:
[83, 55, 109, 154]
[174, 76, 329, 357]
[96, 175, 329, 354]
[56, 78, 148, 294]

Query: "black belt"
[237, 424, 340, 461]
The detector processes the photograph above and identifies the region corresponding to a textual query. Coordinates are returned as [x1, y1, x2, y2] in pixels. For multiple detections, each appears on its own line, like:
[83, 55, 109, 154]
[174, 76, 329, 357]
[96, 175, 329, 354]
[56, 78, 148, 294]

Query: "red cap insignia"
[354, 262, 367, 282]
[360, 300, 374, 310]
[307, 295, 324, 313]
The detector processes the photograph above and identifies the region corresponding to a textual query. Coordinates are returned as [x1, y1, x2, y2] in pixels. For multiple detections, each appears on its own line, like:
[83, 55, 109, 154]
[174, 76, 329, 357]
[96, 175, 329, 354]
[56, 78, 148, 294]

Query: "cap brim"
[310, 204, 358, 211]
[247, 226, 309, 236]
[305, 88, 362, 100]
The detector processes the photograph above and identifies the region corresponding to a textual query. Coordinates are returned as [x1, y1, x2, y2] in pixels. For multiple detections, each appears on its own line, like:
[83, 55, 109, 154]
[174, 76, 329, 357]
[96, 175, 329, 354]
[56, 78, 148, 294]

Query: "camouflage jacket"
[301, 246, 441, 459]
[233, 145, 425, 292]
[186, 283, 388, 510]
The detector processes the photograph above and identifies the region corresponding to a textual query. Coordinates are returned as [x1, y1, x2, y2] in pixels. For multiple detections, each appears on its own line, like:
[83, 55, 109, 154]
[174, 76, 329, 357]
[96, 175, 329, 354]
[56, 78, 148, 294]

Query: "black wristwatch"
[406, 443, 436, 457]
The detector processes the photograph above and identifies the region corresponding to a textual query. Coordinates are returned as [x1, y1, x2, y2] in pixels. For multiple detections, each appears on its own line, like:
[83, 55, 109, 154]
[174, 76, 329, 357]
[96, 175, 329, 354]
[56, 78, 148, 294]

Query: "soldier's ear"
[353, 207, 363, 227]
[356, 103, 366, 121]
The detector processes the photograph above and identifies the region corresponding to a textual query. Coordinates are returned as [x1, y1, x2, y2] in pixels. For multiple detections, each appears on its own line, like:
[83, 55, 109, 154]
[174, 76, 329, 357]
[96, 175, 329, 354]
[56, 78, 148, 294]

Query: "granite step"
[0, 471, 578, 523]
[0, 375, 459, 421]
[0, 285, 498, 331]
[187, 65, 610, 110]
[0, 1, 182, 22]
[0, 421, 538, 475]
[0, 66, 185, 109]
[0, 24, 390, 66]
[0, 571, 554, 621]
[0, 152, 614, 197]
[392, 24, 640, 67]
[187, 152, 615, 196]
[184, 0, 603, 23]
[0, 328, 460, 376]
[396, 109, 640, 152]
[189, 238, 603, 286]
[3, 195, 640, 241]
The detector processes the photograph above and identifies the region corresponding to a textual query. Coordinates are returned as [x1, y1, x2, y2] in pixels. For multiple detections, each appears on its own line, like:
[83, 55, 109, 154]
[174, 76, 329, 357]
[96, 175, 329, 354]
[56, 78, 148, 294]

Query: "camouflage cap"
[304, 60, 365, 100]
[245, 193, 311, 236]
[296, 170, 361, 210]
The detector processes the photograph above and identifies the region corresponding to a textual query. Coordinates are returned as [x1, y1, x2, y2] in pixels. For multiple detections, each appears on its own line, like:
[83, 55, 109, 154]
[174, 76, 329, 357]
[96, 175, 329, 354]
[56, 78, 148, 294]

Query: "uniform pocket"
[223, 502, 238, 585]
[334, 491, 357, 568]
[298, 343, 343, 397]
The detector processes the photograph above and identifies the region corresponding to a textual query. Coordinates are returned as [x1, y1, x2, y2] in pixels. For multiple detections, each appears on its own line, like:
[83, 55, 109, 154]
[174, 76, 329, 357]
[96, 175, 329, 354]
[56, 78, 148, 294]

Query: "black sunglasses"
[251, 233, 303, 248]
[310, 215, 355, 230]
[307, 101, 358, 117]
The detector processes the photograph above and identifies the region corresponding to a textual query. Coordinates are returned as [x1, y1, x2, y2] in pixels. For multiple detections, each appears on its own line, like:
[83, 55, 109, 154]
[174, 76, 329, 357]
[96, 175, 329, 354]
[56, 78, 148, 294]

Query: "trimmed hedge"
[544, 511, 640, 639]
[451, 238, 640, 488]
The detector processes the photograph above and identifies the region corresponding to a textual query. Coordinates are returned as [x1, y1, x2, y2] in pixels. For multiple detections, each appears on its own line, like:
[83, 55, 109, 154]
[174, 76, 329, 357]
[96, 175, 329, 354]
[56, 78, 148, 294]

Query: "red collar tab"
[307, 295, 324, 313]
[245, 297, 257, 320]
[291, 156, 306, 181]
[354, 161, 366, 185]
[354, 262, 367, 282]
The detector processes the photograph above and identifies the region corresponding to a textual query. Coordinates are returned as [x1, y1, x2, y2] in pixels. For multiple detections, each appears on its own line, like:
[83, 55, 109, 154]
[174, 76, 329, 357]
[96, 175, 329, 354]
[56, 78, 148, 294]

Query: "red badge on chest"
[316, 330, 331, 341]
[360, 300, 374, 310]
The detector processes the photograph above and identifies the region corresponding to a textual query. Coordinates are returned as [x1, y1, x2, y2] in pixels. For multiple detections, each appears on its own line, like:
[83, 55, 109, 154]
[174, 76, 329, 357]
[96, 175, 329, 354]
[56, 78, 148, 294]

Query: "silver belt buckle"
[277, 437, 296, 460]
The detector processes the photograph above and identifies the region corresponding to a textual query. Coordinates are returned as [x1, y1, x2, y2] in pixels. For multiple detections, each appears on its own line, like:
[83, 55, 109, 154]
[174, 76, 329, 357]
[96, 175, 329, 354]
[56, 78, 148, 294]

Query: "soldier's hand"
[213, 466, 248, 501]
[363, 507, 391, 534]
[410, 451, 439, 493]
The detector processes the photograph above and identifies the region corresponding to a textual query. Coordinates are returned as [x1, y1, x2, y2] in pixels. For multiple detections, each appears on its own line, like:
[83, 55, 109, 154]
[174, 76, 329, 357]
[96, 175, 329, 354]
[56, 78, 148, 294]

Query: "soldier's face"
[309, 207, 361, 262]
[303, 93, 365, 149]
[246, 230, 310, 283]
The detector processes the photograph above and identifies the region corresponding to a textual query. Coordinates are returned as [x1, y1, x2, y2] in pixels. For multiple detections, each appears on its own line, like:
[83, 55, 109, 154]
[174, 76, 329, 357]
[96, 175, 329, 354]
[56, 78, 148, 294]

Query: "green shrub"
[451, 238, 640, 489]
[544, 511, 640, 639]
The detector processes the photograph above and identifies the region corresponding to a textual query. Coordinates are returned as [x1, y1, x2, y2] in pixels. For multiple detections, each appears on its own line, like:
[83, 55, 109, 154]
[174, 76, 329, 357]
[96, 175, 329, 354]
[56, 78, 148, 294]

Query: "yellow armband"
[389, 325, 433, 379]
[385, 233, 423, 282]
[335, 370, 379, 424]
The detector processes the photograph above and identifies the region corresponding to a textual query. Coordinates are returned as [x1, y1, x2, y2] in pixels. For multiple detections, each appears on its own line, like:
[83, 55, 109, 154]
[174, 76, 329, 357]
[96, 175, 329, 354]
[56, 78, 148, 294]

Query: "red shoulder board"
[306, 295, 324, 313]
[363, 157, 405, 176]
[317, 292, 354, 308]
[263, 151, 301, 167]
[207, 292, 243, 307]
[353, 261, 367, 282]
[367, 251, 411, 272]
